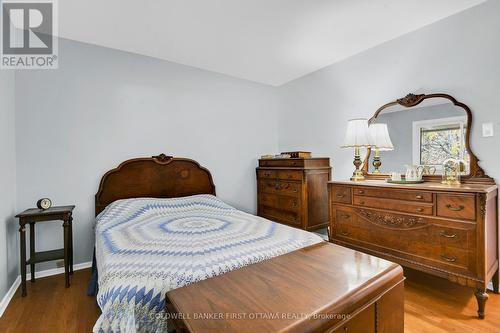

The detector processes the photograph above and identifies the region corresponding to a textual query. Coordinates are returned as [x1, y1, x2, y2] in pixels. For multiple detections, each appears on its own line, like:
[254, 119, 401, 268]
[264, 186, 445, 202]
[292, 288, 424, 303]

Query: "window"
[412, 116, 469, 171]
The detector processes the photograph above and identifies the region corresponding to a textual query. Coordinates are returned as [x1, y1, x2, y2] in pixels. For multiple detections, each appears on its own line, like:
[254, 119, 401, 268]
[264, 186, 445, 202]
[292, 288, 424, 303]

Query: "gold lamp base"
[350, 147, 365, 182]
[350, 170, 365, 182]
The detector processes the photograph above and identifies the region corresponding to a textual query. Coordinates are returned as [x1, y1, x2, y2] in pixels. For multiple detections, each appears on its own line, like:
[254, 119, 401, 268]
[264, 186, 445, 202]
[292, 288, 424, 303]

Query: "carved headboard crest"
[152, 154, 174, 164]
[95, 154, 216, 215]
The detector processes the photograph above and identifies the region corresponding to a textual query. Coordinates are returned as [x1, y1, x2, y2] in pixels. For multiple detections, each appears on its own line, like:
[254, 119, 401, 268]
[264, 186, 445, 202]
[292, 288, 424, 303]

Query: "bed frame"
[95, 154, 216, 216]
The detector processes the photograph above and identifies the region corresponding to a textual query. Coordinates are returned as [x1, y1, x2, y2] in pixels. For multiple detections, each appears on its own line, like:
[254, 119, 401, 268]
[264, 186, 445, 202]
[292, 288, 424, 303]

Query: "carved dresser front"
[329, 180, 499, 318]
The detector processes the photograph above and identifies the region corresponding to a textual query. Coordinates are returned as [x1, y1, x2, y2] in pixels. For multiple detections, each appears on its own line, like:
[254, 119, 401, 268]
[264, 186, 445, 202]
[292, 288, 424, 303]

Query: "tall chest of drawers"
[257, 158, 331, 230]
[329, 180, 499, 318]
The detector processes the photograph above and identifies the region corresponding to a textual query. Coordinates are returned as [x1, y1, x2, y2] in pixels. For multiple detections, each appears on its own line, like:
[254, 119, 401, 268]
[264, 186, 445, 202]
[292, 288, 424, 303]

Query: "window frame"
[412, 116, 467, 171]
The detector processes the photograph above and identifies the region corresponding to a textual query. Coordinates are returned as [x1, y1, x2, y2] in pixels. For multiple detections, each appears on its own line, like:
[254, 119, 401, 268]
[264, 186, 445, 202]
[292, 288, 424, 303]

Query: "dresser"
[329, 180, 499, 318]
[257, 158, 331, 230]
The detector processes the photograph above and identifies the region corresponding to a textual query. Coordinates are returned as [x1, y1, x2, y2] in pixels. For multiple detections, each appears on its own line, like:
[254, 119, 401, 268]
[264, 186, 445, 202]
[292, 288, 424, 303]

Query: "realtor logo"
[1, 0, 58, 69]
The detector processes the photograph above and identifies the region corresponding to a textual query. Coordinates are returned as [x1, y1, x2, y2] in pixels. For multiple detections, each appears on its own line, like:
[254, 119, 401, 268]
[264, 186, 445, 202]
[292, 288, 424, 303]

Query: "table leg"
[19, 223, 27, 297]
[69, 216, 73, 274]
[63, 219, 70, 288]
[29, 222, 35, 282]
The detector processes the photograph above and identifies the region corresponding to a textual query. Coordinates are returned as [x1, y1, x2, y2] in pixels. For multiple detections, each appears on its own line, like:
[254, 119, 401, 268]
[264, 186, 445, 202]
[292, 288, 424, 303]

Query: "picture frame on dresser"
[329, 93, 499, 319]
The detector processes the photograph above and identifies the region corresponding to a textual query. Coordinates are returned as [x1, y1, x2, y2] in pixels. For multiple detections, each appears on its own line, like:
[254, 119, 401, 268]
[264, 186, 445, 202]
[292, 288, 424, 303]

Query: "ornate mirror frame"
[362, 93, 494, 184]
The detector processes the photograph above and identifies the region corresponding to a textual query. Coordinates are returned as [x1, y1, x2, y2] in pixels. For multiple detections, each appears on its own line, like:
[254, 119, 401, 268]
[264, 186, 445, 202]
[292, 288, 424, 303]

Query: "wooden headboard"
[95, 154, 216, 215]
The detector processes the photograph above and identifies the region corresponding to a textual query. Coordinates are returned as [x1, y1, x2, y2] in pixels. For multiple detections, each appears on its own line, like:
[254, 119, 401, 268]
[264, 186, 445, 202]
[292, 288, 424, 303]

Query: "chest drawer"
[259, 193, 301, 212]
[353, 196, 433, 215]
[259, 159, 305, 167]
[437, 194, 476, 221]
[277, 170, 303, 181]
[331, 186, 352, 204]
[258, 180, 301, 197]
[353, 187, 433, 203]
[257, 169, 277, 179]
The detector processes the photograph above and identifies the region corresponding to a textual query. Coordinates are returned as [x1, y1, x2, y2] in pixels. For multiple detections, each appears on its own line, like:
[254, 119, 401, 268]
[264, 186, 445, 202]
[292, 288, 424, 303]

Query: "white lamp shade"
[368, 123, 394, 151]
[341, 118, 371, 148]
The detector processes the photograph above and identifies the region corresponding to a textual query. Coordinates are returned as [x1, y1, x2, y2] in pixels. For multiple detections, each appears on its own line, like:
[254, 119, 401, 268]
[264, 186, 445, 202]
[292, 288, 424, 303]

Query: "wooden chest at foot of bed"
[165, 242, 404, 333]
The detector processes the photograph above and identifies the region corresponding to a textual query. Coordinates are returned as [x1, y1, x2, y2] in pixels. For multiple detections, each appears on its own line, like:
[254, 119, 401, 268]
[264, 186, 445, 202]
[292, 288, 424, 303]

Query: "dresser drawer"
[257, 169, 277, 179]
[258, 180, 302, 197]
[259, 193, 301, 212]
[353, 187, 433, 203]
[437, 194, 476, 220]
[353, 196, 433, 215]
[334, 208, 474, 273]
[260, 206, 301, 226]
[331, 186, 352, 204]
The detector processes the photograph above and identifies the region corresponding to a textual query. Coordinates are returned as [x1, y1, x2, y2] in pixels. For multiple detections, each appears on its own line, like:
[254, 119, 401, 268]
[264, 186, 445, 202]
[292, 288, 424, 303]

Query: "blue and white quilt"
[93, 194, 323, 333]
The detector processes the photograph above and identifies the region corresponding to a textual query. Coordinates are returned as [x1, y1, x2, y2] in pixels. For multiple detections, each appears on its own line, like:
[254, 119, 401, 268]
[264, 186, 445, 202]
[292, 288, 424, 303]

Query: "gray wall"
[0, 71, 18, 299]
[14, 38, 279, 271]
[278, 0, 500, 184]
[376, 103, 463, 173]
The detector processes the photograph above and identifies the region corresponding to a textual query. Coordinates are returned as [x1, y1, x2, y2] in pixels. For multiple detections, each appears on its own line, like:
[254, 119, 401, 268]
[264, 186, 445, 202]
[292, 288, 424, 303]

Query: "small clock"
[36, 198, 52, 210]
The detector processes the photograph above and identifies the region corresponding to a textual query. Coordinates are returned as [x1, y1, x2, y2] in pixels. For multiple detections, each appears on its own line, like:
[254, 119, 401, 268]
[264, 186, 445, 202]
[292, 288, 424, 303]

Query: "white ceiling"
[58, 0, 486, 86]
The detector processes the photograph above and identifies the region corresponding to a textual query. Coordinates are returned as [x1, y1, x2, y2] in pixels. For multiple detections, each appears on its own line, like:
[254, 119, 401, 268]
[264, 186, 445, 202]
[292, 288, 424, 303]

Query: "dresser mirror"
[362, 93, 494, 184]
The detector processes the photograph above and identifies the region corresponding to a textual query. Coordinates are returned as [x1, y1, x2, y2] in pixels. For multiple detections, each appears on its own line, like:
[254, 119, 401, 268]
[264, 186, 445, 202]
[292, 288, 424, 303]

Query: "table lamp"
[368, 123, 394, 173]
[342, 118, 371, 181]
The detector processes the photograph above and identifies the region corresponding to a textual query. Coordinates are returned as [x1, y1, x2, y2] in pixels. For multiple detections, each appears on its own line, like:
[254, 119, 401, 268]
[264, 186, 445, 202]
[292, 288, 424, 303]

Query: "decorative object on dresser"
[281, 151, 312, 158]
[15, 205, 75, 297]
[341, 118, 371, 181]
[332, 92, 498, 319]
[257, 157, 331, 230]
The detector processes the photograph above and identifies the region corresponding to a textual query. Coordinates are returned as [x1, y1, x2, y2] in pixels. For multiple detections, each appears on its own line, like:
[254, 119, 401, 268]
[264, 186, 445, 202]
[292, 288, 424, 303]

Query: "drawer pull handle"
[440, 232, 457, 239]
[416, 195, 424, 199]
[357, 190, 365, 194]
[336, 194, 345, 198]
[446, 204, 465, 212]
[440, 254, 457, 263]
[264, 173, 271, 177]
[359, 201, 365, 205]
[340, 230, 350, 236]
[293, 189, 298, 193]
[292, 201, 298, 207]
[415, 208, 424, 213]
[341, 214, 350, 219]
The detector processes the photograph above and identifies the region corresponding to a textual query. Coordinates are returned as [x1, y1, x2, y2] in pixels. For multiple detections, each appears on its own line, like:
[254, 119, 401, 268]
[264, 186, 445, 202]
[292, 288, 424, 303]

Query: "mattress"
[93, 194, 323, 333]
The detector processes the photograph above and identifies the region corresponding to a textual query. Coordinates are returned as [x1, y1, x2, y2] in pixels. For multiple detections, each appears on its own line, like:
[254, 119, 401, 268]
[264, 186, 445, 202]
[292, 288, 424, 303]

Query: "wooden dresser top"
[329, 180, 498, 194]
[166, 242, 403, 333]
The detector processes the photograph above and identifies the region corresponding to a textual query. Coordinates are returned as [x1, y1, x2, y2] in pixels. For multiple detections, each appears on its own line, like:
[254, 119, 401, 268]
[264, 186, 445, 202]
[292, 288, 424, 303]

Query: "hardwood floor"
[0, 269, 100, 333]
[0, 268, 498, 332]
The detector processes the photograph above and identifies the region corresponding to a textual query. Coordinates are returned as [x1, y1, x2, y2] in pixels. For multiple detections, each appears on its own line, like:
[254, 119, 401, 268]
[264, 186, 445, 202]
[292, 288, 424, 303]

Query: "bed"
[91, 154, 404, 333]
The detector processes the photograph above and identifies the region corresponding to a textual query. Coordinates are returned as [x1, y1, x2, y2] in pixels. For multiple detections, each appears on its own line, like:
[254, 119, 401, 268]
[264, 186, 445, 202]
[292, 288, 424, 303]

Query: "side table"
[15, 205, 75, 297]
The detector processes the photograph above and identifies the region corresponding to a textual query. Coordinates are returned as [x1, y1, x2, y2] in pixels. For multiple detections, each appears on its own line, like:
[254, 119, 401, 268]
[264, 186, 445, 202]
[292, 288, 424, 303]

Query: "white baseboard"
[0, 276, 21, 317]
[0, 261, 92, 317]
